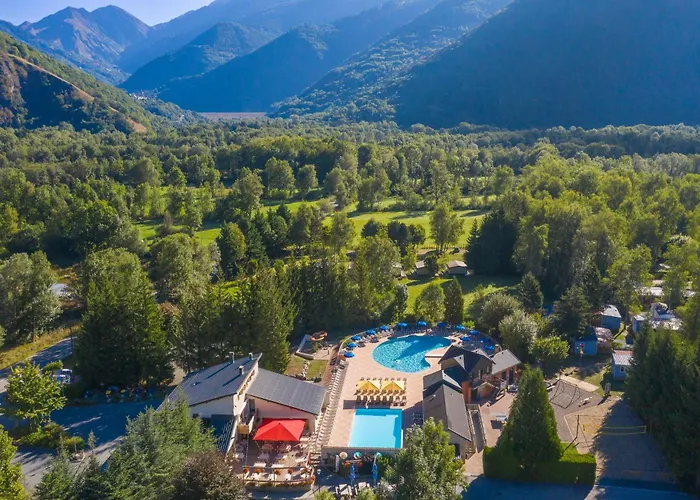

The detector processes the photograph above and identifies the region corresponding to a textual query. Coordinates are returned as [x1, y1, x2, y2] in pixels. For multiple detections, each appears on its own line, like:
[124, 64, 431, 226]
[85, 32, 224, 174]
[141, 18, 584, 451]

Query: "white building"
[167, 353, 326, 453]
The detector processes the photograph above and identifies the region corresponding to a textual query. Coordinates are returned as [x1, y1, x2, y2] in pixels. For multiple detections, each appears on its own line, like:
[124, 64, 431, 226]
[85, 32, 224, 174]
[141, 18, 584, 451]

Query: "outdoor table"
[271, 463, 287, 468]
[494, 413, 508, 423]
[253, 461, 266, 468]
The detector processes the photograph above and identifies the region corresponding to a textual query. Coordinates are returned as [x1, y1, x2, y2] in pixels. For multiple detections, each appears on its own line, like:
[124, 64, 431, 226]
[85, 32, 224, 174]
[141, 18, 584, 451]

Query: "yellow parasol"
[381, 379, 405, 393]
[357, 379, 381, 392]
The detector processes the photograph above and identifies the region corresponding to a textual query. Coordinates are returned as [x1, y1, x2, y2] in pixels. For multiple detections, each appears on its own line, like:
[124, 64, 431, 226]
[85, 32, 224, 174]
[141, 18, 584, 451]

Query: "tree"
[74, 454, 107, 500]
[390, 284, 409, 322]
[351, 235, 400, 322]
[35, 449, 78, 500]
[531, 336, 569, 370]
[170, 286, 232, 373]
[328, 212, 356, 251]
[265, 158, 295, 198]
[151, 234, 216, 302]
[430, 203, 464, 254]
[499, 311, 538, 360]
[387, 418, 465, 500]
[361, 219, 385, 238]
[217, 222, 247, 281]
[77, 249, 173, 387]
[355, 489, 378, 500]
[170, 451, 246, 500]
[514, 222, 548, 278]
[552, 285, 590, 339]
[491, 166, 515, 195]
[103, 394, 215, 499]
[296, 164, 318, 199]
[518, 273, 543, 313]
[606, 245, 652, 315]
[415, 283, 445, 323]
[237, 268, 295, 373]
[6, 362, 66, 428]
[443, 278, 464, 325]
[0, 427, 23, 499]
[0, 252, 60, 345]
[479, 293, 521, 336]
[498, 368, 561, 471]
[465, 209, 517, 275]
[230, 168, 264, 214]
[315, 491, 335, 500]
[424, 254, 439, 276]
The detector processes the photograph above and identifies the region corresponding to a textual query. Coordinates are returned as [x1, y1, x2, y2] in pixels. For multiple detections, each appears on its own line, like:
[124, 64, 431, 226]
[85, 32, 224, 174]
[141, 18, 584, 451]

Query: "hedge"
[483, 444, 596, 485]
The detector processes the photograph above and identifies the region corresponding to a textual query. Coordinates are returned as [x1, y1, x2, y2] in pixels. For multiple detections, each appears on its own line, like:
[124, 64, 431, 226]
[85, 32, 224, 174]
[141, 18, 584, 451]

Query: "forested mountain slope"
[0, 31, 150, 132]
[117, 0, 389, 74]
[0, 6, 151, 83]
[158, 0, 440, 112]
[277, 0, 510, 121]
[393, 0, 700, 129]
[121, 23, 271, 93]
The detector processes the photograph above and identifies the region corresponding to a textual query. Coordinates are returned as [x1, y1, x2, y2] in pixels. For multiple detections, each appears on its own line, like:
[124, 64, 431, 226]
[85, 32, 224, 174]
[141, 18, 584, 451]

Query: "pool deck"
[326, 332, 448, 449]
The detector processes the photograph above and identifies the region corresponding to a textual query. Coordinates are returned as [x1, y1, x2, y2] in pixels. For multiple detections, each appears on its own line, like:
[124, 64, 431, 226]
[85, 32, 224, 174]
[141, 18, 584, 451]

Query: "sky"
[0, 0, 215, 26]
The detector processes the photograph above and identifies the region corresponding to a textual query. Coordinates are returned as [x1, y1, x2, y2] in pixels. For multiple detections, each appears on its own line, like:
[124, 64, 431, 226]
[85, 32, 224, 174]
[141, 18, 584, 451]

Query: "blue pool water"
[372, 335, 452, 373]
[349, 408, 403, 448]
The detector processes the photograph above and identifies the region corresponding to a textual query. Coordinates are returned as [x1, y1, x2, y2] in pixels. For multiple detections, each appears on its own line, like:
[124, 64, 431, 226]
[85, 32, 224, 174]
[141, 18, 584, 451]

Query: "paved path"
[11, 400, 161, 491]
[0, 338, 73, 396]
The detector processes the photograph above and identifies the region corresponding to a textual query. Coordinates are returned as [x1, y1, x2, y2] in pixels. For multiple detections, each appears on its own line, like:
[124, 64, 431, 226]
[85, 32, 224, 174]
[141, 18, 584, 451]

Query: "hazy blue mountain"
[0, 6, 151, 83]
[117, 0, 389, 73]
[158, 0, 440, 112]
[121, 23, 272, 93]
[393, 0, 700, 129]
[277, 0, 511, 121]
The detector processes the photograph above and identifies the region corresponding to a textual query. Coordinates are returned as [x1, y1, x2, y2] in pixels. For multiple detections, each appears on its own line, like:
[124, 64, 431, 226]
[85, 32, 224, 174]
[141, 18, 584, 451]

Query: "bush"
[17, 422, 85, 450]
[483, 445, 596, 485]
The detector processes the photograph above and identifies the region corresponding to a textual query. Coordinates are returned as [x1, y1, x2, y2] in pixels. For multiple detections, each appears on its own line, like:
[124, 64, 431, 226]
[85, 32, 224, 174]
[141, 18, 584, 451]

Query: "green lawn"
[345, 208, 485, 248]
[404, 274, 519, 316]
[136, 221, 222, 247]
[285, 356, 327, 380]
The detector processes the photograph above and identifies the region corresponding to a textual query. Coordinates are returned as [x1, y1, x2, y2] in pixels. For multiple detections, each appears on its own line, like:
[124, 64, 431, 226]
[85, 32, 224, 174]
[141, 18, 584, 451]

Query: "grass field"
[0, 323, 78, 370]
[136, 221, 222, 247]
[136, 201, 485, 251]
[285, 356, 327, 380]
[404, 274, 519, 316]
[344, 208, 485, 247]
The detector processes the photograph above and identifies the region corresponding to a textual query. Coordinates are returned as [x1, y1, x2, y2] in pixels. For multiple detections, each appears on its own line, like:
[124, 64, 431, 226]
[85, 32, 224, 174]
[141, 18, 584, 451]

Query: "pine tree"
[415, 283, 445, 323]
[552, 285, 590, 339]
[518, 273, 543, 313]
[239, 268, 295, 373]
[74, 455, 108, 500]
[499, 368, 561, 471]
[217, 222, 246, 281]
[443, 278, 464, 325]
[35, 449, 77, 500]
[77, 249, 173, 387]
[170, 451, 247, 500]
[580, 260, 604, 310]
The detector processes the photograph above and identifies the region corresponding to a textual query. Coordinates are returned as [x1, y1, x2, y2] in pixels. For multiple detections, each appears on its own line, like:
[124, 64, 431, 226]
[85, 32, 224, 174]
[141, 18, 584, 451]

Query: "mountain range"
[153, 0, 441, 112]
[0, 30, 150, 132]
[116, 0, 390, 74]
[392, 0, 700, 129]
[0, 6, 150, 83]
[121, 23, 272, 93]
[276, 0, 511, 121]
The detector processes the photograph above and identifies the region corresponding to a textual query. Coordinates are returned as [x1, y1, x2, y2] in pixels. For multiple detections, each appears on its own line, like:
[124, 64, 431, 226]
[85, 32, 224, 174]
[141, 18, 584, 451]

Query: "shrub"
[17, 422, 85, 450]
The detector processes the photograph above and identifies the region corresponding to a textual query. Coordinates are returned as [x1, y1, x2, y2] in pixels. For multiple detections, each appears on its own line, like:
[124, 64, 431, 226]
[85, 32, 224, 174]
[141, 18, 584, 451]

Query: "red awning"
[253, 419, 306, 442]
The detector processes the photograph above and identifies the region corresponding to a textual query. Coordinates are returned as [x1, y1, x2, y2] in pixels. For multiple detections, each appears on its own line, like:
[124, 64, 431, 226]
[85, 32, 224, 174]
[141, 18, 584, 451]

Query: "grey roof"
[248, 369, 326, 415]
[447, 260, 467, 268]
[490, 349, 521, 375]
[602, 305, 622, 319]
[612, 352, 633, 367]
[423, 384, 472, 441]
[170, 354, 262, 407]
[423, 370, 462, 396]
[440, 345, 494, 374]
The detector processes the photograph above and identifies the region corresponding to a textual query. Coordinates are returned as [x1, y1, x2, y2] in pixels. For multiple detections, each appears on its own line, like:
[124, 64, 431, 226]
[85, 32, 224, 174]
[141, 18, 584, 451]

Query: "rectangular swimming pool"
[349, 408, 403, 449]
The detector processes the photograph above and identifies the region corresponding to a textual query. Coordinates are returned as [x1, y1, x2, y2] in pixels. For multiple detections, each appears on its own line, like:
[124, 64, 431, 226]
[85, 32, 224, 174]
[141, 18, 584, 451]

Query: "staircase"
[309, 362, 348, 466]
[467, 404, 486, 452]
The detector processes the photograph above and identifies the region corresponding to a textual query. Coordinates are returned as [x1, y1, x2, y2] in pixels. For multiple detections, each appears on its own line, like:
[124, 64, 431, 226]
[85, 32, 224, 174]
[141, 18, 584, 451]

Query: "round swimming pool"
[372, 335, 452, 373]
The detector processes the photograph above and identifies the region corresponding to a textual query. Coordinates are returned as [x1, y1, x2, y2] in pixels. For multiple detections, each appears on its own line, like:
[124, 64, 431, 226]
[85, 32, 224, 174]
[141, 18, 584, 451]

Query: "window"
[620, 367, 625, 373]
